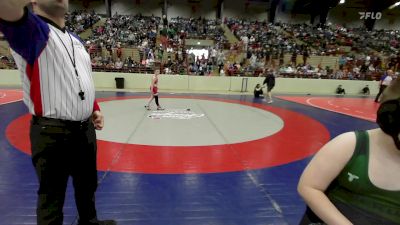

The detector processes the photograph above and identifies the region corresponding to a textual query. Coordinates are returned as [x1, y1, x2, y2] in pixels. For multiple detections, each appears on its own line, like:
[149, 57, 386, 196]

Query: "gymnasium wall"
[167, 0, 217, 20]
[110, 0, 163, 17]
[223, 0, 268, 20]
[370, 8, 400, 30]
[327, 6, 400, 29]
[273, 4, 400, 29]
[69, 0, 107, 14]
[0, 70, 379, 95]
[69, 0, 267, 20]
[70, 0, 217, 19]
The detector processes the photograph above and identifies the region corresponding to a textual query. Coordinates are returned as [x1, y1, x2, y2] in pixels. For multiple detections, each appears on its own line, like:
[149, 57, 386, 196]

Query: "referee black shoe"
[78, 219, 117, 225]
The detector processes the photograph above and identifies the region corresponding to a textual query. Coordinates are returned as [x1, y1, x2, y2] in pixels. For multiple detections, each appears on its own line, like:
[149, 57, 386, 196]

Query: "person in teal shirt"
[298, 78, 400, 225]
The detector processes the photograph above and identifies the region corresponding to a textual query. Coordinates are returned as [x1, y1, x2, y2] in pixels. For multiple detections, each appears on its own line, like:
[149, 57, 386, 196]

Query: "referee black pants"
[30, 118, 98, 225]
[375, 85, 387, 102]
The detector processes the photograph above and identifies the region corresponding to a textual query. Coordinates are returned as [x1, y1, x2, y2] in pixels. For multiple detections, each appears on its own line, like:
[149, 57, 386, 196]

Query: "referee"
[375, 70, 393, 103]
[0, 1, 116, 225]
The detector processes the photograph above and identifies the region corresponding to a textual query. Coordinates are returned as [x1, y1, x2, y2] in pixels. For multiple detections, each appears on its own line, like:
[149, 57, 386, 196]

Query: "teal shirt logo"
[347, 172, 359, 182]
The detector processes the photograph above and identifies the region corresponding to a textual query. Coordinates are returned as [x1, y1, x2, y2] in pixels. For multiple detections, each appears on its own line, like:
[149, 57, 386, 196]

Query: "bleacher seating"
[2, 11, 400, 80]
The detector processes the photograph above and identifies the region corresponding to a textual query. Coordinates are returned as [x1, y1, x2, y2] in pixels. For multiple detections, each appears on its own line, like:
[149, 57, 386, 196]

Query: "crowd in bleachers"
[344, 28, 400, 54]
[65, 10, 100, 34]
[0, 55, 16, 69]
[157, 17, 229, 75]
[276, 51, 400, 80]
[2, 10, 400, 81]
[222, 18, 400, 79]
[83, 13, 165, 73]
[281, 23, 400, 56]
[87, 13, 160, 49]
[225, 19, 399, 61]
[168, 17, 227, 47]
[281, 23, 349, 56]
[224, 19, 312, 76]
[226, 19, 302, 54]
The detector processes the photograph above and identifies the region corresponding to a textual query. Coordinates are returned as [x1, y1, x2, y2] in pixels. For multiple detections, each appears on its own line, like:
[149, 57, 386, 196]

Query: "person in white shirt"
[375, 70, 394, 103]
[375, 70, 393, 102]
[115, 58, 123, 69]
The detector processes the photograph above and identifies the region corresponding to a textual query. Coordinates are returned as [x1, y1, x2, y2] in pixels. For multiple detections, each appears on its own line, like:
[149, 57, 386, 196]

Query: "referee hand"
[92, 111, 104, 130]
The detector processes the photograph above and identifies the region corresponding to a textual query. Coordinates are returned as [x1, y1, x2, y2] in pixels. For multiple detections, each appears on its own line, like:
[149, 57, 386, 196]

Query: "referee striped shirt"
[0, 9, 100, 121]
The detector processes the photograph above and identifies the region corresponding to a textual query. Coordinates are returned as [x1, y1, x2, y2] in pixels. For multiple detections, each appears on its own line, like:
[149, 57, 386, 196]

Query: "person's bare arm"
[298, 132, 357, 225]
[0, 0, 31, 22]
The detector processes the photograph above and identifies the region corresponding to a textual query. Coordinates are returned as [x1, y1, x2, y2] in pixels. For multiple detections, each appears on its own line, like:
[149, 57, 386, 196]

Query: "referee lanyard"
[51, 27, 86, 100]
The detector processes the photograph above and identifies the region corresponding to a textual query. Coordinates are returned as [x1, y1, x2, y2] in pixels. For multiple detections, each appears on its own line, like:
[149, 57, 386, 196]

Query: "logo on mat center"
[148, 109, 205, 120]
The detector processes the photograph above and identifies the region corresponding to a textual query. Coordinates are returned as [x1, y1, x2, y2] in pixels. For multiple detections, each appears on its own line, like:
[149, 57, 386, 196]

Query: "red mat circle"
[6, 96, 330, 174]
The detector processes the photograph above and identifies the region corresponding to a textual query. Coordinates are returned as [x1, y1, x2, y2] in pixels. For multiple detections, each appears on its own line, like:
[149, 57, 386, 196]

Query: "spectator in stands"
[279, 50, 284, 66]
[334, 70, 344, 79]
[0, 55, 16, 69]
[241, 35, 249, 51]
[105, 59, 115, 69]
[369, 64, 375, 72]
[211, 48, 217, 65]
[0, 56, 8, 69]
[4, 13, 397, 79]
[162, 15, 168, 28]
[115, 58, 123, 70]
[347, 71, 354, 80]
[116, 45, 122, 59]
[320, 67, 328, 78]
[303, 48, 309, 65]
[220, 68, 225, 76]
[91, 58, 98, 67]
[291, 51, 297, 66]
[65, 10, 100, 34]
[336, 85, 346, 95]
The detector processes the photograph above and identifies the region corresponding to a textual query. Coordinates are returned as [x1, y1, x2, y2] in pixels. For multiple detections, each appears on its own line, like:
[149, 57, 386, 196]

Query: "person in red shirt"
[145, 69, 163, 110]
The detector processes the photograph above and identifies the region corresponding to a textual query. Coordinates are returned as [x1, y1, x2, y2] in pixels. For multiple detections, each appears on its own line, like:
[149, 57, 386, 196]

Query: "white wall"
[0, 70, 21, 86]
[223, 0, 268, 20]
[0, 70, 379, 95]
